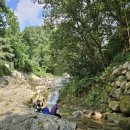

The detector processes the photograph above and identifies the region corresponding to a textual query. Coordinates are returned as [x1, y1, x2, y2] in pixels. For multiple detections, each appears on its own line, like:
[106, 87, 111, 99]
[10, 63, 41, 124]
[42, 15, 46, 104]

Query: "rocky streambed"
[59, 107, 125, 130]
[0, 70, 129, 130]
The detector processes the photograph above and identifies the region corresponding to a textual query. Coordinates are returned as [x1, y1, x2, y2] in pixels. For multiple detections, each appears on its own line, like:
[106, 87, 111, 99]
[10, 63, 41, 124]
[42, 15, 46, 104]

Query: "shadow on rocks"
[0, 112, 77, 130]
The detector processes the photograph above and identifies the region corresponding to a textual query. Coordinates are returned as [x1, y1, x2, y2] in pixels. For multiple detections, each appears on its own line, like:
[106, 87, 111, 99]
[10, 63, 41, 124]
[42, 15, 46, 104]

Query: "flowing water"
[59, 107, 123, 130]
[47, 74, 70, 110]
[46, 75, 124, 130]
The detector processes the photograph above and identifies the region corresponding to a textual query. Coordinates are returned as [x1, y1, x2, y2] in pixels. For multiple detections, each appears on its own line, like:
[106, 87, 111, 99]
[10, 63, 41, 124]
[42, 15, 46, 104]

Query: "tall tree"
[34, 0, 130, 78]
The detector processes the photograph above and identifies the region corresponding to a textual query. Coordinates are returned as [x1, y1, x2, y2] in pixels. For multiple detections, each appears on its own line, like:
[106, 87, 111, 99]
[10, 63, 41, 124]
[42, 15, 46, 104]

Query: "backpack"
[42, 107, 49, 114]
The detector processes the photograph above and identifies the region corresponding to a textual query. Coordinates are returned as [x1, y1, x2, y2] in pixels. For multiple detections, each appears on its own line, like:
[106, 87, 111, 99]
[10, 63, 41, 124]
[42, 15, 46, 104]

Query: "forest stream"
[59, 107, 123, 130]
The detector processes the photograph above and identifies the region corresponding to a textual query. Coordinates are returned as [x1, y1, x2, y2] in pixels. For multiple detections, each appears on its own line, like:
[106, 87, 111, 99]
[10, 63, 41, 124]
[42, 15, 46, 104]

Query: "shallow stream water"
[59, 107, 123, 130]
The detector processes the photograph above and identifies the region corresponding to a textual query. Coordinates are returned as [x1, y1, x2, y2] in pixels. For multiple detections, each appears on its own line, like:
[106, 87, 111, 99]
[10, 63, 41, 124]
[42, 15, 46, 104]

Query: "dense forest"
[1, 0, 130, 106]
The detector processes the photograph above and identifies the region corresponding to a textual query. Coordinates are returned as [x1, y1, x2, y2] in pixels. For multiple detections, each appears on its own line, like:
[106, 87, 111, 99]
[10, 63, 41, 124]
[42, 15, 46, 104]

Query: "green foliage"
[106, 35, 123, 63]
[83, 88, 101, 107]
[60, 79, 79, 96]
[113, 52, 130, 63]
[59, 77, 100, 107]
[34, 0, 130, 79]
[23, 60, 33, 72]
[78, 77, 95, 91]
[58, 79, 79, 105]
[0, 37, 14, 62]
[0, 62, 11, 76]
[21, 26, 52, 75]
[109, 52, 130, 68]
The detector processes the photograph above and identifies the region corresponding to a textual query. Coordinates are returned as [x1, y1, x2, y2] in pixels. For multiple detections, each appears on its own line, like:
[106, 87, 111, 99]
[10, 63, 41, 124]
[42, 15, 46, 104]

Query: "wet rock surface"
[65, 116, 123, 130]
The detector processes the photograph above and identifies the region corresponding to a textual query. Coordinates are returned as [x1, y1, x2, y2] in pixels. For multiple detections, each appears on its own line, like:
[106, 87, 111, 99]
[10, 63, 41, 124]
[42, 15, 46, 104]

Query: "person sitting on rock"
[50, 104, 61, 118]
[42, 106, 49, 114]
[34, 99, 42, 112]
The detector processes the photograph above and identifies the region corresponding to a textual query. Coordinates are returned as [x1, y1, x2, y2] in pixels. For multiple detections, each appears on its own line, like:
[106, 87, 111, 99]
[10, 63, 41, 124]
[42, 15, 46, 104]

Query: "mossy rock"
[106, 113, 125, 124]
[119, 118, 130, 130]
[109, 101, 120, 112]
[120, 96, 130, 115]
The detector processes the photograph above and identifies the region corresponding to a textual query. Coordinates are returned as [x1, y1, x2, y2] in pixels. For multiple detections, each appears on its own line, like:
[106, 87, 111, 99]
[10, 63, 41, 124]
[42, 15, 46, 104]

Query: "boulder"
[106, 113, 125, 124]
[109, 101, 120, 112]
[120, 96, 130, 115]
[115, 81, 121, 87]
[0, 114, 77, 130]
[126, 71, 130, 80]
[125, 82, 130, 89]
[124, 85, 130, 95]
[122, 62, 128, 69]
[120, 80, 127, 88]
[72, 110, 83, 118]
[112, 68, 121, 76]
[125, 88, 130, 95]
[109, 88, 123, 100]
[118, 76, 126, 81]
[128, 62, 130, 70]
[110, 82, 115, 87]
[122, 69, 127, 75]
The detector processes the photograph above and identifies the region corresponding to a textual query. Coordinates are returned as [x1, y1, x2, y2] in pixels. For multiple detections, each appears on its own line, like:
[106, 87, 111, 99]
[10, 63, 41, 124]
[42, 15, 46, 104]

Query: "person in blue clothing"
[50, 104, 61, 118]
[34, 99, 49, 114]
[42, 106, 49, 114]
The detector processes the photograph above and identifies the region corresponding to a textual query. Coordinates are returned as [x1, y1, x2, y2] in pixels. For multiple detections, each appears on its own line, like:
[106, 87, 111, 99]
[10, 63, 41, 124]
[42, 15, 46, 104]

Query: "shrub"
[109, 52, 130, 68]
[0, 62, 11, 76]
[23, 60, 33, 72]
[84, 89, 101, 107]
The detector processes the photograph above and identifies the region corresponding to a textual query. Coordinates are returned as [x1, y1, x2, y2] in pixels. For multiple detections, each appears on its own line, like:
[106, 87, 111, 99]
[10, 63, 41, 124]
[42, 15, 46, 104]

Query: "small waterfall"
[47, 74, 70, 110]
[47, 91, 59, 104]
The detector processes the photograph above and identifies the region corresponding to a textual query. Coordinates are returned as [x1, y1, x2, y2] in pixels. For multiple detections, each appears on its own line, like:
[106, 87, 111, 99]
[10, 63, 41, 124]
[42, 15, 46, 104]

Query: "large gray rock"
[109, 101, 120, 112]
[124, 83, 130, 95]
[121, 69, 127, 75]
[120, 96, 130, 115]
[126, 71, 130, 80]
[109, 88, 123, 100]
[124, 88, 130, 95]
[125, 82, 130, 89]
[72, 110, 83, 118]
[120, 80, 127, 88]
[118, 76, 126, 81]
[0, 113, 77, 130]
[115, 81, 120, 87]
[110, 82, 115, 87]
[122, 62, 128, 69]
[112, 68, 121, 76]
[128, 62, 130, 70]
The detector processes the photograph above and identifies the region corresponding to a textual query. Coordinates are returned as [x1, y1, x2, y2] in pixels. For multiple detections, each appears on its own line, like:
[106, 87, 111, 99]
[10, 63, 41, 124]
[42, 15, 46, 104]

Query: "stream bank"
[58, 61, 130, 130]
[59, 107, 124, 130]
